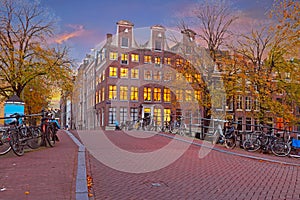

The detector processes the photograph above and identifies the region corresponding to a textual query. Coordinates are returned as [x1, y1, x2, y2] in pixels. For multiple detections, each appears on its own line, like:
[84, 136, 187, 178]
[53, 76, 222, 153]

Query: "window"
[131, 69, 139, 79]
[109, 107, 116, 125]
[101, 87, 105, 101]
[164, 71, 172, 81]
[130, 108, 138, 121]
[176, 73, 182, 81]
[164, 109, 171, 122]
[195, 90, 201, 101]
[237, 95, 243, 110]
[130, 86, 138, 101]
[155, 57, 161, 66]
[120, 107, 128, 123]
[245, 96, 251, 110]
[144, 70, 152, 80]
[109, 52, 118, 60]
[121, 37, 129, 48]
[154, 108, 162, 125]
[176, 90, 183, 101]
[254, 98, 259, 111]
[176, 58, 183, 66]
[186, 46, 192, 54]
[144, 55, 151, 63]
[195, 74, 201, 83]
[164, 57, 171, 65]
[154, 88, 161, 101]
[186, 90, 192, 101]
[120, 68, 128, 78]
[246, 118, 252, 131]
[131, 54, 139, 62]
[121, 53, 128, 65]
[153, 71, 161, 81]
[155, 40, 162, 51]
[109, 67, 117, 77]
[237, 117, 243, 131]
[102, 71, 106, 81]
[108, 85, 117, 100]
[164, 88, 171, 102]
[185, 74, 192, 83]
[120, 86, 128, 100]
[144, 87, 152, 101]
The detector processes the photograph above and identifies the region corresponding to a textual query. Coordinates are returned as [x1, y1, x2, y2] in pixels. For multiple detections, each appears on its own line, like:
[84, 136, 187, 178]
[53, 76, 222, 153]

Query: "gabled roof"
[6, 94, 24, 103]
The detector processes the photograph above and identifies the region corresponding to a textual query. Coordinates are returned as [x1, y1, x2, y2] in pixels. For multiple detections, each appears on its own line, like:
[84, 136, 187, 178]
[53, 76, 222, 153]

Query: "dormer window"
[121, 37, 129, 48]
[155, 40, 162, 51]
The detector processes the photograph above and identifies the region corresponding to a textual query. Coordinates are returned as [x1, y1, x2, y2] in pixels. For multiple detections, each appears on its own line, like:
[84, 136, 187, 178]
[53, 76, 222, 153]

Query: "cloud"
[55, 24, 87, 44]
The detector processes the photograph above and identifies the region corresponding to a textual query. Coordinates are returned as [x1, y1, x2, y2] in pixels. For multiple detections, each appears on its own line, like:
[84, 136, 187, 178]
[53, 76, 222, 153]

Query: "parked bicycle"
[0, 127, 11, 155]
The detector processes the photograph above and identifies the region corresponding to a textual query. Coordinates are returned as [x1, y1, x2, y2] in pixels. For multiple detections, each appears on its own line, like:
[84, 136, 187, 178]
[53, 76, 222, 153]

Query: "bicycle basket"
[292, 139, 300, 148]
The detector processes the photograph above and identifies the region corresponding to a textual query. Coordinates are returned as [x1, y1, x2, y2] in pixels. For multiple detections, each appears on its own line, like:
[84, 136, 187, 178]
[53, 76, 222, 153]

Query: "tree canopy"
[0, 0, 74, 106]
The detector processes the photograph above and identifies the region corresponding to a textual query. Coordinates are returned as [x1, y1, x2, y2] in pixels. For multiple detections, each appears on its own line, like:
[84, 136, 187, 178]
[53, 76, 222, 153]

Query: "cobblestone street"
[83, 130, 300, 200]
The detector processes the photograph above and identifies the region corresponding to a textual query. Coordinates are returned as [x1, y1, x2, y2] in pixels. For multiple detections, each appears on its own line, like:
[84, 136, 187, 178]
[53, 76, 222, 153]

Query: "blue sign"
[4, 102, 24, 125]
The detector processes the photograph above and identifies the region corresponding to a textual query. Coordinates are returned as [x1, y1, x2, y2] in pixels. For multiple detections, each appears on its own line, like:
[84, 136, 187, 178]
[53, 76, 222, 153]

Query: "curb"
[65, 130, 89, 200]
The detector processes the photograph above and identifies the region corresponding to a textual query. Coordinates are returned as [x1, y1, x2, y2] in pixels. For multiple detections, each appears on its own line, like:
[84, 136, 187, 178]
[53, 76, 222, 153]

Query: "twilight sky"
[41, 0, 275, 64]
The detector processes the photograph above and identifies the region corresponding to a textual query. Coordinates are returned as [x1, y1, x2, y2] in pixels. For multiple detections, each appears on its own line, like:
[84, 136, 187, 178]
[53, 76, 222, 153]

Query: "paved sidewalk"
[0, 130, 79, 200]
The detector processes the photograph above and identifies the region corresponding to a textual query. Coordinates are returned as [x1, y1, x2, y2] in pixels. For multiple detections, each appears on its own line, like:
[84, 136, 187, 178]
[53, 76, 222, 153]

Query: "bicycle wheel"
[46, 126, 56, 147]
[0, 130, 11, 155]
[27, 127, 42, 149]
[243, 137, 261, 152]
[224, 137, 236, 149]
[10, 130, 24, 156]
[271, 141, 291, 157]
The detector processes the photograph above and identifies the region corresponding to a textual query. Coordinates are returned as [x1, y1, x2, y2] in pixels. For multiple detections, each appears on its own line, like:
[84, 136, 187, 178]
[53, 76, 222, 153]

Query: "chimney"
[106, 33, 112, 43]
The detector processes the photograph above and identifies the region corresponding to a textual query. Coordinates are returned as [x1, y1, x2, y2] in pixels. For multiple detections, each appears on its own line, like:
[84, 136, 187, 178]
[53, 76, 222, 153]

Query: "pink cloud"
[54, 24, 87, 44]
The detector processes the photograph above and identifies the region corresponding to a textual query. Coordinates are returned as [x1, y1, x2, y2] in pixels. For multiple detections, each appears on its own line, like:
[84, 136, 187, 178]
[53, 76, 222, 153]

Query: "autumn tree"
[0, 0, 73, 106]
[178, 0, 238, 120]
[229, 0, 300, 124]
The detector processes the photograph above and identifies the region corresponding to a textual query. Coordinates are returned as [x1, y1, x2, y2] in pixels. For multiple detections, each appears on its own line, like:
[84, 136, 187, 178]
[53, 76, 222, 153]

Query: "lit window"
[164, 109, 171, 122]
[109, 85, 117, 100]
[131, 69, 139, 79]
[154, 108, 162, 125]
[185, 74, 192, 83]
[176, 90, 183, 101]
[120, 86, 128, 100]
[155, 57, 161, 67]
[131, 54, 139, 62]
[164, 88, 171, 102]
[164, 57, 171, 65]
[109, 67, 117, 77]
[153, 88, 161, 101]
[109, 52, 118, 60]
[153, 71, 161, 81]
[186, 90, 192, 101]
[102, 71, 105, 81]
[195, 74, 201, 82]
[121, 37, 129, 47]
[120, 68, 128, 78]
[195, 90, 201, 101]
[176, 58, 183, 66]
[121, 53, 128, 65]
[130, 87, 138, 101]
[144, 55, 151, 63]
[144, 70, 152, 80]
[144, 87, 152, 101]
[101, 87, 105, 101]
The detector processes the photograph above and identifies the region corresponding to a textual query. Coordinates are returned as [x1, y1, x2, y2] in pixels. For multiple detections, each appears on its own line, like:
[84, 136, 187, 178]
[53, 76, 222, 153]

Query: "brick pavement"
[80, 130, 300, 200]
[0, 130, 78, 200]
